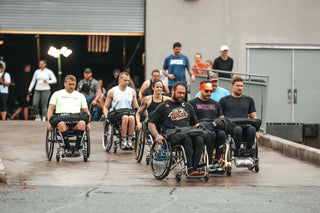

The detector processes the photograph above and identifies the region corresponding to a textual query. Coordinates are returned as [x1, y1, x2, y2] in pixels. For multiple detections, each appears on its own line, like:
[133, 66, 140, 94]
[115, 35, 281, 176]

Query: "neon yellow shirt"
[49, 89, 88, 113]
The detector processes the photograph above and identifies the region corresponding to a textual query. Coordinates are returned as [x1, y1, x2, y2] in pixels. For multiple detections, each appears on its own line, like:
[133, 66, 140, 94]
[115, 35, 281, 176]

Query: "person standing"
[77, 68, 101, 115]
[0, 60, 11, 120]
[162, 42, 195, 99]
[213, 45, 233, 78]
[28, 59, 57, 121]
[192, 53, 207, 75]
[9, 64, 32, 120]
[194, 72, 230, 102]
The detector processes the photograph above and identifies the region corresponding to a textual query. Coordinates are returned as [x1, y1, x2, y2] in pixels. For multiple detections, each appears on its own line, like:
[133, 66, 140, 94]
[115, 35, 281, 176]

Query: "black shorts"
[108, 108, 136, 125]
[49, 112, 90, 127]
[17, 95, 31, 108]
[0, 93, 8, 112]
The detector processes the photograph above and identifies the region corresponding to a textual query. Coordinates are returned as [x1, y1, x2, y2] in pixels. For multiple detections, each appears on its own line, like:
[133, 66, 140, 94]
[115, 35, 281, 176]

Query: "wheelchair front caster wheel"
[226, 167, 231, 176]
[175, 173, 182, 183]
[56, 154, 60, 162]
[113, 147, 117, 153]
[146, 157, 150, 165]
[204, 174, 209, 182]
[254, 165, 259, 172]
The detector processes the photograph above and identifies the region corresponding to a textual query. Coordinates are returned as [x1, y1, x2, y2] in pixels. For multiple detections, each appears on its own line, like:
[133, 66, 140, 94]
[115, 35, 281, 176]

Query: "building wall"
[145, 0, 320, 79]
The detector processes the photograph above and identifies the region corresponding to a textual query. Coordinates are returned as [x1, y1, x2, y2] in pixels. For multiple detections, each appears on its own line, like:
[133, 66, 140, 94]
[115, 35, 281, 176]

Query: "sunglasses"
[205, 90, 213, 93]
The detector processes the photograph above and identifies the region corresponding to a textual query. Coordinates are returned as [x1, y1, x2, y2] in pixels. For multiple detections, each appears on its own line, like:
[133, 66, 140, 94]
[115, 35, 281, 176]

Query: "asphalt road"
[1, 121, 320, 212]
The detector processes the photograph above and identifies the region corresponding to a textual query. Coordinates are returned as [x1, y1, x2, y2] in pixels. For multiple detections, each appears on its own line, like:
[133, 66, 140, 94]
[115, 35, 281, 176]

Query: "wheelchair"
[150, 137, 209, 182]
[135, 121, 153, 164]
[45, 124, 90, 162]
[102, 117, 137, 153]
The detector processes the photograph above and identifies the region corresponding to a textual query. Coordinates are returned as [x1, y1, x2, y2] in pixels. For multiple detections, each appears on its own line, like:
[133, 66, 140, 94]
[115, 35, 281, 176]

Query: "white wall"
[145, 0, 320, 79]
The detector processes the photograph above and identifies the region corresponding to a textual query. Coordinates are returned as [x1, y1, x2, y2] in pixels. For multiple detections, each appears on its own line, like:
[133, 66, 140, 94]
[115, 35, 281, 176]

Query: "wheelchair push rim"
[150, 139, 172, 180]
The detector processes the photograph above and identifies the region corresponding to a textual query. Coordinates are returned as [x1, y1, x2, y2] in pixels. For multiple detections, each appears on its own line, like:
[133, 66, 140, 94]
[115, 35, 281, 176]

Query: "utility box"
[266, 123, 304, 143]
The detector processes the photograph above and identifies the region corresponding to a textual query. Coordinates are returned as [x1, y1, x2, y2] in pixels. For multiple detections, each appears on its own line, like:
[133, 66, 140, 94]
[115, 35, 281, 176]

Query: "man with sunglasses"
[194, 72, 230, 102]
[189, 80, 226, 173]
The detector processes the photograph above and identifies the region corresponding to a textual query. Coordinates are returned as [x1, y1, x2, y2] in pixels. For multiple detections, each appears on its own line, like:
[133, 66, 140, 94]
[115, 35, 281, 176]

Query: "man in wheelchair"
[148, 82, 206, 176]
[219, 76, 259, 153]
[189, 80, 226, 173]
[47, 75, 90, 157]
[103, 72, 139, 150]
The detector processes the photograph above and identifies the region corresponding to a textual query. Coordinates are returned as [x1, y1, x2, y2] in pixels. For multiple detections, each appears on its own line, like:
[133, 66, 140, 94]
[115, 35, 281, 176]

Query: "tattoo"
[148, 122, 159, 138]
[187, 67, 193, 77]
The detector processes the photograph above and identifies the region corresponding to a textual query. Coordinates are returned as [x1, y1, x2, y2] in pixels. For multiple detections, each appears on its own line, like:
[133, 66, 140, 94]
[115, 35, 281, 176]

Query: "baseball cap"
[113, 69, 121, 74]
[84, 68, 92, 73]
[220, 45, 229, 51]
[208, 72, 219, 81]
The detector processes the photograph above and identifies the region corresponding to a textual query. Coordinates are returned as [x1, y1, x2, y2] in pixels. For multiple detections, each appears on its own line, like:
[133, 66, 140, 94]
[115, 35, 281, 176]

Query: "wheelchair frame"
[150, 138, 209, 182]
[45, 124, 90, 162]
[102, 118, 137, 153]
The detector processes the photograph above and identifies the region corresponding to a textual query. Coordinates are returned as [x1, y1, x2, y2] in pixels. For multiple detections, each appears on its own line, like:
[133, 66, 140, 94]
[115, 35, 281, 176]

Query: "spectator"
[206, 60, 213, 70]
[106, 69, 121, 91]
[219, 76, 259, 150]
[77, 68, 101, 116]
[103, 72, 139, 149]
[0, 60, 11, 120]
[138, 69, 169, 102]
[213, 45, 233, 78]
[162, 42, 195, 99]
[9, 64, 32, 120]
[195, 72, 230, 102]
[28, 59, 57, 121]
[189, 80, 225, 173]
[192, 53, 207, 75]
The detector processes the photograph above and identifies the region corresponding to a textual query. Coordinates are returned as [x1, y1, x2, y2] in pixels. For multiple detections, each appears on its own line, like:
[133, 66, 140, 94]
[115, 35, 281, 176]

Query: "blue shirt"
[195, 86, 230, 102]
[163, 54, 190, 86]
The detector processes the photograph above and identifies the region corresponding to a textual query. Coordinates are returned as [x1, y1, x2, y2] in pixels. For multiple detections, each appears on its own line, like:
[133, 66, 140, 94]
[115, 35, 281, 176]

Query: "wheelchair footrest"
[234, 149, 255, 157]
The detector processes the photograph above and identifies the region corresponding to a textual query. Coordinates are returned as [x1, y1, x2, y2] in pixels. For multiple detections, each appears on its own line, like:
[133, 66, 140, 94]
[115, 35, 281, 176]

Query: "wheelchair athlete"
[189, 80, 226, 173]
[135, 80, 170, 162]
[47, 75, 91, 157]
[148, 81, 205, 176]
[219, 76, 260, 150]
[103, 72, 139, 150]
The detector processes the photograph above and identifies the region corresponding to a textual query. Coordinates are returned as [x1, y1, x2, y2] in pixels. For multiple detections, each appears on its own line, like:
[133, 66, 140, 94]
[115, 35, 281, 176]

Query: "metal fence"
[190, 68, 269, 132]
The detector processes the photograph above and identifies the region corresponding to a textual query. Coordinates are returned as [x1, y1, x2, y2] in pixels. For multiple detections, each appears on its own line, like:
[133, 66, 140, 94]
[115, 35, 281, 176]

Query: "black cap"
[84, 68, 92, 73]
[113, 69, 121, 74]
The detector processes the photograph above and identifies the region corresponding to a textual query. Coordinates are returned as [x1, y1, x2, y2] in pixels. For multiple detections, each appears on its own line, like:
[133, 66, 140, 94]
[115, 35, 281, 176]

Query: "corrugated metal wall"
[0, 0, 145, 35]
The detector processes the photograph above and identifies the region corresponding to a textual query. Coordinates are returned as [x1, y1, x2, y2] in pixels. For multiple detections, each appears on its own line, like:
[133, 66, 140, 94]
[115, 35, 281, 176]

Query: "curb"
[259, 133, 320, 167]
[0, 158, 7, 184]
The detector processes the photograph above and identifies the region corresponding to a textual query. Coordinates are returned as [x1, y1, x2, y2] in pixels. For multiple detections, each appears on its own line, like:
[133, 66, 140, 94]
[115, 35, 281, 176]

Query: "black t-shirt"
[148, 100, 198, 131]
[219, 95, 256, 118]
[213, 56, 233, 78]
[189, 97, 223, 122]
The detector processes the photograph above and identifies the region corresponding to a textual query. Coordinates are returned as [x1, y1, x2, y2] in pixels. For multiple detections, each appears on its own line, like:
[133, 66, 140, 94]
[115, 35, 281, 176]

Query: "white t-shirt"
[0, 72, 11, 94]
[110, 86, 134, 111]
[49, 89, 88, 114]
[28, 68, 57, 91]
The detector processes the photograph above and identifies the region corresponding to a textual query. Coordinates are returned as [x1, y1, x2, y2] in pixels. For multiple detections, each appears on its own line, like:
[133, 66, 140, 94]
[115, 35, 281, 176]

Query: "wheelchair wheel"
[135, 124, 146, 163]
[102, 121, 113, 152]
[45, 129, 54, 161]
[150, 139, 172, 180]
[83, 130, 90, 162]
[254, 142, 259, 172]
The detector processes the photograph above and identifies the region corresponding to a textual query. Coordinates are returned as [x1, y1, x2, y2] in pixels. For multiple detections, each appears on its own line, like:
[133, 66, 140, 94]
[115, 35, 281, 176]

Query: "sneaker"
[188, 168, 200, 176]
[127, 139, 133, 149]
[208, 164, 216, 173]
[73, 148, 80, 157]
[66, 149, 72, 157]
[214, 162, 224, 172]
[42, 116, 46, 121]
[35, 115, 41, 121]
[121, 139, 128, 149]
[198, 168, 205, 176]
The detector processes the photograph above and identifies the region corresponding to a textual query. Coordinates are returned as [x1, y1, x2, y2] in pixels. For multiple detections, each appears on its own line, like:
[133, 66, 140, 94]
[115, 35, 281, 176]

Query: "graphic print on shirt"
[168, 107, 188, 121]
[170, 59, 184, 65]
[196, 104, 216, 110]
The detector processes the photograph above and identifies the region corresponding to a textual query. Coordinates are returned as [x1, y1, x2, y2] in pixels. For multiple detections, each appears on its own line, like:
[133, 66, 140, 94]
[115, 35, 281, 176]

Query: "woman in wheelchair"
[148, 82, 206, 176]
[135, 80, 170, 162]
[47, 75, 91, 157]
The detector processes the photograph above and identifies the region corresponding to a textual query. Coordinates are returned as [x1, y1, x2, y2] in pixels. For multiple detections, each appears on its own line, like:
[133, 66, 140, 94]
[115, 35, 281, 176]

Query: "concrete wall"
[145, 0, 320, 79]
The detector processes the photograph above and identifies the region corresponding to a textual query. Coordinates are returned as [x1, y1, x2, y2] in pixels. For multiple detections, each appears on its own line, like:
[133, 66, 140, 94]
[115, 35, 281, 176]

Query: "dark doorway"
[0, 34, 145, 92]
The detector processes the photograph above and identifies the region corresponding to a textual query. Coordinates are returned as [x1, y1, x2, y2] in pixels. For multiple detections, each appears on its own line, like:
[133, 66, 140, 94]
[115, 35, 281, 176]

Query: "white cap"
[220, 45, 229, 51]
